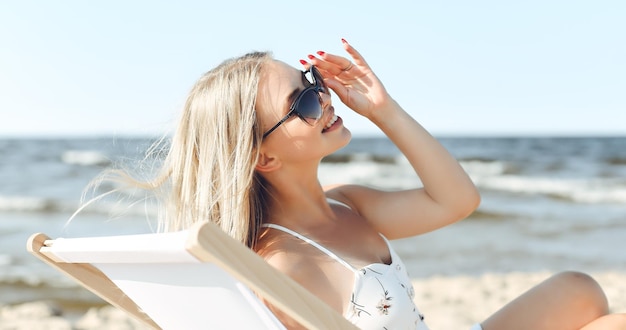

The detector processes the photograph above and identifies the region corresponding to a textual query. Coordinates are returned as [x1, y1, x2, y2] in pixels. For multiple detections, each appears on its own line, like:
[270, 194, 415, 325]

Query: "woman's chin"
[334, 126, 352, 149]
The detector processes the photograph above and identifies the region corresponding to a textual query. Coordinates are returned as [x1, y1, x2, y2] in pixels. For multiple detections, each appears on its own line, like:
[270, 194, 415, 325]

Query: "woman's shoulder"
[324, 183, 386, 214]
[255, 228, 315, 277]
[255, 227, 348, 312]
[324, 184, 365, 206]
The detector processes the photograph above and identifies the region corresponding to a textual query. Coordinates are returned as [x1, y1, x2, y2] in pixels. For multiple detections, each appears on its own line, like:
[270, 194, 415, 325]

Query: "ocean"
[1, 136, 625, 310]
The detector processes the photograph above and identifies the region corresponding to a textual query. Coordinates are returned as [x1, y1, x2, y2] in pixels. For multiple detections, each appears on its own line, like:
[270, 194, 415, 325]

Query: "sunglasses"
[262, 66, 329, 138]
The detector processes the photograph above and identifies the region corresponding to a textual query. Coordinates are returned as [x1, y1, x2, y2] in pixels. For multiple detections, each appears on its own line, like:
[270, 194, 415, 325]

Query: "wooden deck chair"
[27, 221, 357, 330]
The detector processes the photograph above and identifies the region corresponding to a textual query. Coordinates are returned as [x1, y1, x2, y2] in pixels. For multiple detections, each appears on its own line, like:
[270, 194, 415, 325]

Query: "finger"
[341, 39, 370, 70]
[315, 51, 350, 70]
[298, 59, 311, 70]
[315, 66, 350, 85]
[313, 39, 370, 76]
[324, 77, 351, 106]
[307, 53, 347, 77]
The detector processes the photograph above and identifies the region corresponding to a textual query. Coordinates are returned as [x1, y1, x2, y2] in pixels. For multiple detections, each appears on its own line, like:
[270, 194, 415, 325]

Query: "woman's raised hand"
[302, 39, 394, 120]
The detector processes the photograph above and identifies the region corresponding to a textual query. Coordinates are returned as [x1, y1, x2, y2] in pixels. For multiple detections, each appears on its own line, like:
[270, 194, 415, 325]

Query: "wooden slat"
[185, 221, 358, 330]
[27, 233, 160, 329]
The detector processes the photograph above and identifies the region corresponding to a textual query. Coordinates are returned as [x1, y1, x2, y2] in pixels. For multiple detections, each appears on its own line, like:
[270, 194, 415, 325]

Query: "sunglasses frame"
[262, 66, 328, 139]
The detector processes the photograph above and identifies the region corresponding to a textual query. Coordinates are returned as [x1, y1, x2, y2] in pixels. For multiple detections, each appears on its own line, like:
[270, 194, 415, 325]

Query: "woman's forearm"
[369, 99, 481, 217]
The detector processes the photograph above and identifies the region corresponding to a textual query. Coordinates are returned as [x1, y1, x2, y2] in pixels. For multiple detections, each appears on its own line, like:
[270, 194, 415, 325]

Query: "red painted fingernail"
[307, 54, 315, 59]
[341, 38, 348, 44]
[316, 51, 325, 56]
[299, 59, 307, 65]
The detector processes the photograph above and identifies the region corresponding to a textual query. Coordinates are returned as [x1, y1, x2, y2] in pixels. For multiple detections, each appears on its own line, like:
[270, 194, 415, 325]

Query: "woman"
[103, 39, 625, 329]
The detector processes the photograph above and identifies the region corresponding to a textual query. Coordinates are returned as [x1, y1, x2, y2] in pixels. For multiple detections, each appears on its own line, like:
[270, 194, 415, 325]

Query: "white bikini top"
[262, 199, 429, 330]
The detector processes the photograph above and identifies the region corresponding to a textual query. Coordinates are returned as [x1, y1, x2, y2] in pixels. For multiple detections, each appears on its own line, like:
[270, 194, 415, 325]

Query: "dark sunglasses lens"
[296, 89, 323, 125]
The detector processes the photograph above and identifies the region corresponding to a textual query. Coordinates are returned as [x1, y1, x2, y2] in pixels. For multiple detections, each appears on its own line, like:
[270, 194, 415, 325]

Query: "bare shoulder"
[255, 228, 347, 313]
[256, 231, 315, 280]
[254, 232, 334, 329]
[324, 183, 378, 212]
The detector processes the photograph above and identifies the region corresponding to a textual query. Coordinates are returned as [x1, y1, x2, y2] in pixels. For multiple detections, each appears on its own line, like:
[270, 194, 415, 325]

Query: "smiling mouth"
[323, 114, 338, 131]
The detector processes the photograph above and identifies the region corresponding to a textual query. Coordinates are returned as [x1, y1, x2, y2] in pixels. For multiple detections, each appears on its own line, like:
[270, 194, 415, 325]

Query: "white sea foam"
[319, 161, 422, 189]
[461, 160, 508, 176]
[474, 175, 626, 204]
[0, 195, 53, 212]
[570, 184, 626, 204]
[0, 254, 12, 266]
[321, 159, 626, 205]
[61, 150, 111, 166]
[77, 199, 159, 218]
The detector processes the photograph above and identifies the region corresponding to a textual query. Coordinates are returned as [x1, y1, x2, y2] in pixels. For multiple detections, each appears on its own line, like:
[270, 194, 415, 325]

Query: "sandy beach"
[2, 271, 624, 330]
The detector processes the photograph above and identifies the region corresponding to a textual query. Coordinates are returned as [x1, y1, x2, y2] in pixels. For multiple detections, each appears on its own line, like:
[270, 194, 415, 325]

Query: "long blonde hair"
[88, 51, 273, 248]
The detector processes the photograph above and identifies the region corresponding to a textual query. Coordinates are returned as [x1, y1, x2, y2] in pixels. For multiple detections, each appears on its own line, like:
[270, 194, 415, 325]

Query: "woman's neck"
[264, 176, 336, 229]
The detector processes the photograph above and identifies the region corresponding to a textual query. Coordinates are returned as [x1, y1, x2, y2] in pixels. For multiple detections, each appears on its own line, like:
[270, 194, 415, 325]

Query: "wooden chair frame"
[28, 221, 356, 330]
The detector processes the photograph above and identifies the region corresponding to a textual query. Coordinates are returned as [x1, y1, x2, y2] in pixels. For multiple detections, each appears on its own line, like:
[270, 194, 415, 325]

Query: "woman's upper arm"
[326, 184, 478, 240]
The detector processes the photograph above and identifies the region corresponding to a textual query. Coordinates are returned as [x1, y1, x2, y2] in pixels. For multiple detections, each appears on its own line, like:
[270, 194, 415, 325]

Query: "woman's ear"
[255, 152, 281, 173]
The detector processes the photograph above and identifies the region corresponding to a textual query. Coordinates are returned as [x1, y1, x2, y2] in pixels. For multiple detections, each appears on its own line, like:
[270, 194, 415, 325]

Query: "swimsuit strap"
[261, 223, 357, 272]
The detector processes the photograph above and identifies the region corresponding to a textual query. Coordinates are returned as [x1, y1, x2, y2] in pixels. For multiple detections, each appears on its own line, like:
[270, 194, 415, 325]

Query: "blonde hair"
[86, 51, 273, 248]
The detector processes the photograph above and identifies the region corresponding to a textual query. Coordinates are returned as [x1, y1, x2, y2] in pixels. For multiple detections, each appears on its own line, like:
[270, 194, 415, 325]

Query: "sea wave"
[0, 254, 12, 266]
[319, 160, 422, 189]
[0, 193, 157, 218]
[73, 199, 159, 218]
[320, 159, 626, 205]
[460, 160, 509, 176]
[61, 150, 111, 166]
[473, 175, 626, 204]
[0, 195, 61, 213]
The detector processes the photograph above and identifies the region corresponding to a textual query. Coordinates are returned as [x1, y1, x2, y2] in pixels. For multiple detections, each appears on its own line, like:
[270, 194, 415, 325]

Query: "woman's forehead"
[258, 60, 302, 111]
[264, 60, 300, 85]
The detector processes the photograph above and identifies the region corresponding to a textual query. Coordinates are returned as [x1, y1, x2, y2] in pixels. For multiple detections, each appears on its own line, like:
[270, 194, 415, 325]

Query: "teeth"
[325, 115, 338, 128]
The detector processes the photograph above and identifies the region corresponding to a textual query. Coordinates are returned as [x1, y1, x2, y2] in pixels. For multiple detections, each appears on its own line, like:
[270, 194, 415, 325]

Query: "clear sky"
[1, 0, 624, 137]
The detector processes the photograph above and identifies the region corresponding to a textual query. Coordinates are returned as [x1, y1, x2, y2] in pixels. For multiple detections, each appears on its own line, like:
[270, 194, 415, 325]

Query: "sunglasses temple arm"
[262, 112, 294, 138]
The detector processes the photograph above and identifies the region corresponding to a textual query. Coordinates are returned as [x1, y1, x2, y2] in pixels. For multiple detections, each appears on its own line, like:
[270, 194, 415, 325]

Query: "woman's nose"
[319, 91, 331, 109]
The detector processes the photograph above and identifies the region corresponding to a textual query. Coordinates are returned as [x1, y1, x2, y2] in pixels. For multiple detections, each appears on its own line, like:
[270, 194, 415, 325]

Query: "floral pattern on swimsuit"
[344, 252, 429, 330]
